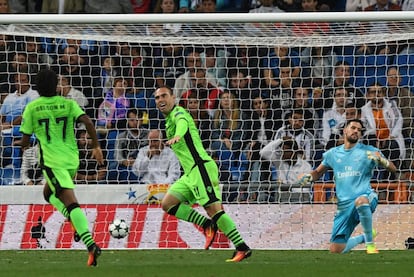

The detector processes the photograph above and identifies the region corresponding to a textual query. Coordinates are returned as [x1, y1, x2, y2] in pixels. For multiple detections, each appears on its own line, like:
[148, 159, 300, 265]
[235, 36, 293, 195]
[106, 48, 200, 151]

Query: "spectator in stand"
[97, 77, 131, 132]
[196, 0, 215, 12]
[19, 141, 45, 186]
[57, 75, 89, 110]
[23, 36, 54, 74]
[273, 109, 315, 164]
[0, 72, 39, 131]
[300, 45, 337, 88]
[228, 68, 254, 115]
[173, 49, 202, 100]
[249, 0, 285, 12]
[0, 34, 12, 101]
[244, 92, 282, 182]
[153, 44, 185, 88]
[321, 87, 349, 147]
[210, 90, 250, 184]
[55, 37, 99, 67]
[179, 91, 212, 149]
[51, 44, 98, 111]
[41, 0, 84, 13]
[0, 71, 39, 167]
[291, 86, 320, 136]
[95, 56, 120, 96]
[84, 0, 133, 13]
[4, 52, 34, 93]
[179, 0, 250, 12]
[0, 0, 9, 13]
[227, 45, 264, 89]
[292, 0, 330, 36]
[385, 66, 414, 138]
[132, 129, 181, 184]
[266, 58, 299, 111]
[262, 46, 300, 90]
[113, 42, 154, 92]
[275, 0, 302, 11]
[260, 136, 312, 185]
[173, 49, 217, 100]
[75, 129, 108, 184]
[180, 68, 223, 118]
[346, 0, 376, 11]
[363, 0, 401, 34]
[148, 0, 182, 35]
[8, 0, 38, 13]
[402, 0, 414, 10]
[201, 46, 229, 88]
[131, 0, 153, 13]
[113, 108, 150, 181]
[317, 60, 365, 110]
[361, 82, 405, 180]
[364, 0, 401, 11]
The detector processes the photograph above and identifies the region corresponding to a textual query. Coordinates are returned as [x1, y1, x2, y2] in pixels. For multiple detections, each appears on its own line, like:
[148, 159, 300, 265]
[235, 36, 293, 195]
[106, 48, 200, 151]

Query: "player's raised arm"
[366, 150, 397, 173]
[78, 114, 104, 165]
[298, 163, 328, 186]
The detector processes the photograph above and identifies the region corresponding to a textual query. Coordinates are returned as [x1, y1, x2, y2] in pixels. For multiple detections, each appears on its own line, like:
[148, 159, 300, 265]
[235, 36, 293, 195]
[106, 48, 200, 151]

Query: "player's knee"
[329, 244, 344, 254]
[355, 196, 369, 207]
[161, 194, 180, 213]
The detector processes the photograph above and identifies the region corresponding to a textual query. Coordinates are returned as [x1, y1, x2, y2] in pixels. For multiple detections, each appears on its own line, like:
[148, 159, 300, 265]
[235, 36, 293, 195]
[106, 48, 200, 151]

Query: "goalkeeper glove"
[298, 173, 313, 186]
[367, 151, 389, 168]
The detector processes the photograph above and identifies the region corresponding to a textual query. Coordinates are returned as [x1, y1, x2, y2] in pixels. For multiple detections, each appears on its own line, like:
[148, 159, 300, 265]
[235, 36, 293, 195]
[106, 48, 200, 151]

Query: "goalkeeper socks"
[68, 203, 95, 248]
[213, 211, 247, 249]
[357, 204, 373, 243]
[48, 194, 69, 218]
[168, 203, 209, 227]
[342, 235, 365, 253]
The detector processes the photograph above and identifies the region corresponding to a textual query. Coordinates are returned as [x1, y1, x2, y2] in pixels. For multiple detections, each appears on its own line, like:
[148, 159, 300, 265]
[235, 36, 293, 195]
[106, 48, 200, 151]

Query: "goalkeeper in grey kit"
[154, 86, 251, 262]
[299, 119, 397, 254]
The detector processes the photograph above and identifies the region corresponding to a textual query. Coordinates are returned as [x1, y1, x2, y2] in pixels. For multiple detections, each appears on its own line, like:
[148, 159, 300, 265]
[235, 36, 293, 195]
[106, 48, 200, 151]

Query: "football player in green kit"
[154, 86, 251, 262]
[17, 69, 103, 266]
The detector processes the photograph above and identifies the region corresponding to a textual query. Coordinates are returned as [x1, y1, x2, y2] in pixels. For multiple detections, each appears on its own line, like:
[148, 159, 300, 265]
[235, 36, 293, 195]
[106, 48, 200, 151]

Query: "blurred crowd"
[2, 0, 414, 14]
[0, 0, 413, 204]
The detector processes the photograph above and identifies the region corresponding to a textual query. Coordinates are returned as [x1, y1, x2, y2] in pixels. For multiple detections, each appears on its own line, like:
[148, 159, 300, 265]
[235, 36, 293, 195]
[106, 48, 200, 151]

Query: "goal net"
[0, 13, 413, 250]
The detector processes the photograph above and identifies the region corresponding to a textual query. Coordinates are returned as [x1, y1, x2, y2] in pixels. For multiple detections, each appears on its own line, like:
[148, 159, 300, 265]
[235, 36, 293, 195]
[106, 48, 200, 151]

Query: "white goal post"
[0, 12, 413, 251]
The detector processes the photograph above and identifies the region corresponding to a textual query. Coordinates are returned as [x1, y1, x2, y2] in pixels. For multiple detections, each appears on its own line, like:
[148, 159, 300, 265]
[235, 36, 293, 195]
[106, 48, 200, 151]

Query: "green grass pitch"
[0, 249, 413, 277]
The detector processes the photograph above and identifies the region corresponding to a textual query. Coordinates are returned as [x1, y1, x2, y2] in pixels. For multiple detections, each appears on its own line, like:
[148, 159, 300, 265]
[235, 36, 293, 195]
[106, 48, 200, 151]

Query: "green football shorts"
[168, 160, 221, 206]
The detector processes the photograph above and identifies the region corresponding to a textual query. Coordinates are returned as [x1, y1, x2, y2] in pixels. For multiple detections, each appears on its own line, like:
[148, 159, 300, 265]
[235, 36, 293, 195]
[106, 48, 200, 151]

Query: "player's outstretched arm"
[298, 164, 327, 186]
[166, 117, 188, 146]
[367, 151, 397, 173]
[78, 114, 104, 165]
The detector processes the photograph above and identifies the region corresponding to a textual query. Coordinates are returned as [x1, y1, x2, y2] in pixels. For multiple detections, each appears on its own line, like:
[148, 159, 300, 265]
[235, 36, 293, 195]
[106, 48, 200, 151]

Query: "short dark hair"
[128, 108, 144, 118]
[345, 118, 364, 129]
[335, 60, 350, 68]
[155, 86, 173, 95]
[282, 136, 299, 151]
[36, 69, 58, 97]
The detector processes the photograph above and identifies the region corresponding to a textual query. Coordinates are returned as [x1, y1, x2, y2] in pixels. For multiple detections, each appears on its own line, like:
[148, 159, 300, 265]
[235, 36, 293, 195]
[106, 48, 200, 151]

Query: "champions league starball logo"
[126, 184, 169, 204]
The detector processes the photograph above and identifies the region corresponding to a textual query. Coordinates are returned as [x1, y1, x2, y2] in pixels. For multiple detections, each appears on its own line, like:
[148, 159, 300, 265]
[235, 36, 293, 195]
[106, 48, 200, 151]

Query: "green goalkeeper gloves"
[298, 173, 313, 186]
[367, 151, 389, 168]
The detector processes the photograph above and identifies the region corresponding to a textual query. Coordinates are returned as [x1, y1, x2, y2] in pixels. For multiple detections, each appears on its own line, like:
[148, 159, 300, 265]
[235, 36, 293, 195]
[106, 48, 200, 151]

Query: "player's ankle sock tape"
[67, 203, 80, 213]
[167, 203, 180, 216]
[236, 243, 249, 251]
[212, 210, 225, 222]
